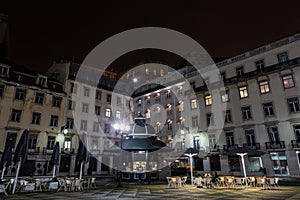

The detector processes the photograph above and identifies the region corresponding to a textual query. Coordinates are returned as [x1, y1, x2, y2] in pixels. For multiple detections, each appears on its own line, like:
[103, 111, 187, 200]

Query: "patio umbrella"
[12, 129, 29, 194]
[76, 133, 90, 180]
[49, 142, 60, 178]
[183, 148, 201, 185]
[225, 147, 267, 187]
[0, 138, 13, 180]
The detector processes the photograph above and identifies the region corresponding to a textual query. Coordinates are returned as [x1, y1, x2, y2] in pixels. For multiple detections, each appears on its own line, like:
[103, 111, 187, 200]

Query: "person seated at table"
[212, 171, 219, 184]
[204, 172, 212, 178]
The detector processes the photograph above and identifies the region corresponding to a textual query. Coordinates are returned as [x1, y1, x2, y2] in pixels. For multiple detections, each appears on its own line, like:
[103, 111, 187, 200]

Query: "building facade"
[133, 33, 300, 177]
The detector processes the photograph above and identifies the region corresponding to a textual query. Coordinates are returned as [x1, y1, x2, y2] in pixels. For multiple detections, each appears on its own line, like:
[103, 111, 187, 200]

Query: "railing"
[223, 144, 238, 151]
[291, 140, 300, 148]
[28, 147, 40, 154]
[61, 148, 75, 154]
[265, 141, 286, 149]
[210, 145, 220, 152]
[243, 143, 261, 150]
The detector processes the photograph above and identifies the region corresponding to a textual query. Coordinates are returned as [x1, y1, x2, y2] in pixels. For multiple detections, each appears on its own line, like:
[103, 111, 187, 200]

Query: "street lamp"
[237, 153, 248, 187]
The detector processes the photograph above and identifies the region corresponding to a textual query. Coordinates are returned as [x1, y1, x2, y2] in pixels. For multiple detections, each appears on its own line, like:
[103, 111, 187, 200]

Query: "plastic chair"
[73, 179, 83, 191]
[90, 178, 96, 188]
[57, 178, 67, 192]
[181, 176, 187, 187]
[166, 177, 176, 188]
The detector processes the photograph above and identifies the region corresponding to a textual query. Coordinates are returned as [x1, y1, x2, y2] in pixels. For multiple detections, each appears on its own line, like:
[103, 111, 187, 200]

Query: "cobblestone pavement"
[1, 184, 300, 200]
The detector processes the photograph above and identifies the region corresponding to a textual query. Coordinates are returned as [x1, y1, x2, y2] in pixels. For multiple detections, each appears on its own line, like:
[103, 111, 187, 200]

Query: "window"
[239, 86, 248, 98]
[287, 97, 300, 113]
[194, 136, 200, 150]
[116, 110, 121, 119]
[167, 120, 172, 131]
[255, 59, 265, 71]
[95, 90, 102, 100]
[50, 115, 59, 127]
[70, 83, 77, 93]
[224, 110, 232, 123]
[192, 116, 198, 128]
[145, 68, 150, 75]
[93, 121, 99, 132]
[64, 138, 72, 150]
[207, 113, 214, 126]
[95, 106, 101, 116]
[106, 94, 112, 103]
[15, 89, 26, 101]
[28, 134, 37, 149]
[241, 106, 252, 120]
[145, 109, 151, 119]
[10, 109, 22, 122]
[221, 90, 229, 102]
[263, 102, 275, 117]
[35, 92, 44, 104]
[80, 120, 87, 131]
[178, 101, 184, 112]
[38, 77, 46, 86]
[293, 125, 300, 142]
[47, 136, 56, 150]
[104, 123, 110, 133]
[267, 126, 280, 144]
[126, 100, 130, 108]
[226, 132, 235, 147]
[5, 132, 17, 150]
[220, 72, 226, 81]
[82, 103, 89, 113]
[259, 81, 270, 94]
[209, 134, 217, 149]
[153, 69, 157, 76]
[282, 75, 295, 89]
[245, 129, 256, 146]
[105, 108, 111, 117]
[92, 139, 98, 150]
[190, 82, 196, 89]
[83, 87, 90, 97]
[166, 90, 171, 98]
[52, 97, 62, 108]
[236, 66, 244, 77]
[160, 69, 164, 76]
[0, 66, 9, 76]
[117, 97, 121, 106]
[205, 95, 212, 106]
[277, 52, 289, 63]
[15, 75, 23, 83]
[0, 84, 4, 97]
[68, 100, 76, 110]
[191, 99, 197, 109]
[31, 112, 41, 125]
[66, 118, 74, 129]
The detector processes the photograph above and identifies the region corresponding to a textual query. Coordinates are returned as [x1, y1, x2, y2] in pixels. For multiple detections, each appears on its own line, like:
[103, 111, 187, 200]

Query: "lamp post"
[184, 152, 198, 185]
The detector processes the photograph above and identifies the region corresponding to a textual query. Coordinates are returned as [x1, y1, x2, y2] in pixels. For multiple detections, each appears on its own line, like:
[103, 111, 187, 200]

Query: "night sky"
[1, 1, 300, 73]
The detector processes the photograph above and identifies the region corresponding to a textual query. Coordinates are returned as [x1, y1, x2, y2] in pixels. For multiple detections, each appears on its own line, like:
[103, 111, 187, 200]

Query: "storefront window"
[270, 152, 290, 175]
[210, 155, 221, 171]
[228, 155, 240, 171]
[248, 156, 263, 172]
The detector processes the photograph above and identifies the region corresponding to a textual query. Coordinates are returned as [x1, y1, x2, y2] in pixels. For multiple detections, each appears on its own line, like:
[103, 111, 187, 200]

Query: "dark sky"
[1, 1, 300, 72]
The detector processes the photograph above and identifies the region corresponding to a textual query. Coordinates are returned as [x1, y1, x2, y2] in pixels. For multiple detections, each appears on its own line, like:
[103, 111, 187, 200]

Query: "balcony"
[210, 145, 220, 152]
[223, 144, 238, 152]
[61, 148, 75, 154]
[265, 141, 286, 149]
[28, 147, 40, 154]
[291, 140, 300, 148]
[243, 143, 261, 150]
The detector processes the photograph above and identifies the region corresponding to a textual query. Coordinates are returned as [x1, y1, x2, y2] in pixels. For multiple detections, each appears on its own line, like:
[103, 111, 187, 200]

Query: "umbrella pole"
[239, 154, 248, 187]
[189, 156, 193, 185]
[79, 161, 84, 180]
[1, 162, 6, 180]
[53, 165, 56, 178]
[12, 158, 21, 194]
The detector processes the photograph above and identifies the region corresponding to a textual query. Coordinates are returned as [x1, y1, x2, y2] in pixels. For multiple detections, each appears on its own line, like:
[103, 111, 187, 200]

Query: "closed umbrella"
[0, 139, 13, 180]
[49, 142, 60, 178]
[76, 133, 90, 180]
[12, 129, 29, 194]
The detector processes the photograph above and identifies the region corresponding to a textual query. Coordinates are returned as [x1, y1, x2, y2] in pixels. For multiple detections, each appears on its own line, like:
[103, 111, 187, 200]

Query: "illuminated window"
[178, 101, 184, 111]
[116, 110, 121, 119]
[153, 69, 157, 76]
[205, 95, 212, 106]
[145, 109, 151, 119]
[145, 68, 150, 75]
[259, 81, 270, 94]
[160, 69, 164, 76]
[239, 86, 248, 98]
[105, 108, 111, 117]
[221, 90, 229, 102]
[282, 75, 295, 89]
[191, 99, 197, 109]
